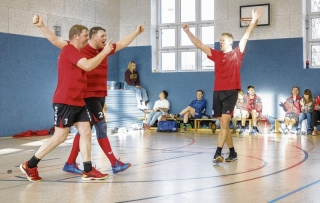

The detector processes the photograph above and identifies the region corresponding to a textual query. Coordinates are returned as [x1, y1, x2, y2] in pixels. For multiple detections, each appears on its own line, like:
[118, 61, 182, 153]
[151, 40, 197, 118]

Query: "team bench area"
[137, 116, 253, 133]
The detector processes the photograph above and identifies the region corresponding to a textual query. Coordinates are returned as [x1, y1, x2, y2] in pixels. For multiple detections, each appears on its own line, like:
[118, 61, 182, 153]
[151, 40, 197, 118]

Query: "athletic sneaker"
[82, 167, 109, 180]
[239, 128, 245, 135]
[112, 160, 131, 174]
[143, 123, 150, 130]
[307, 129, 312, 135]
[225, 151, 238, 162]
[254, 127, 261, 134]
[62, 162, 82, 175]
[20, 161, 42, 182]
[297, 128, 301, 135]
[212, 153, 224, 164]
[180, 127, 186, 133]
[249, 128, 258, 135]
[280, 123, 289, 134]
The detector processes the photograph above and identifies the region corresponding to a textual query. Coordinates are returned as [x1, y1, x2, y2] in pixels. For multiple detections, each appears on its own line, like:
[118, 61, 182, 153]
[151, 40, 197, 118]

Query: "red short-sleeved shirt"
[207, 47, 245, 91]
[82, 43, 116, 98]
[52, 44, 86, 106]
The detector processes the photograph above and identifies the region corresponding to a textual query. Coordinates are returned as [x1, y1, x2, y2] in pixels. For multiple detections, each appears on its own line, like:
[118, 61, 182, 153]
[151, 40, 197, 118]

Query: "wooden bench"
[194, 118, 217, 132]
[138, 116, 253, 133]
[137, 116, 146, 121]
[274, 119, 320, 134]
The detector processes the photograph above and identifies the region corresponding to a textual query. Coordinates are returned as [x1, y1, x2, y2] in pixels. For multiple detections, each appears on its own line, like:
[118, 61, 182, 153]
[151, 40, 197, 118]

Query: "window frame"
[306, 0, 320, 68]
[156, 0, 215, 72]
[159, 50, 178, 72]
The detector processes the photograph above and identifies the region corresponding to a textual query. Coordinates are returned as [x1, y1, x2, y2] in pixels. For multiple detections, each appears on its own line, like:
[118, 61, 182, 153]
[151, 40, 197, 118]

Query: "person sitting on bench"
[171, 90, 207, 133]
[143, 90, 170, 130]
[281, 86, 301, 134]
[240, 85, 263, 135]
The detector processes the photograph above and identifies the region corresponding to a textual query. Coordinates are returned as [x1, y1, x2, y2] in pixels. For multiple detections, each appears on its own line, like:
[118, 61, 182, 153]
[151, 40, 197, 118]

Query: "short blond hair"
[221, 33, 234, 41]
[69, 24, 88, 40]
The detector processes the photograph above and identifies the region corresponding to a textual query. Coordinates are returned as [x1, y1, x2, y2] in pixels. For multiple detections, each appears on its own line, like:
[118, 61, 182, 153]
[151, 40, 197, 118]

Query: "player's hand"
[252, 8, 263, 22]
[136, 25, 144, 34]
[182, 23, 189, 32]
[32, 15, 43, 27]
[103, 39, 114, 53]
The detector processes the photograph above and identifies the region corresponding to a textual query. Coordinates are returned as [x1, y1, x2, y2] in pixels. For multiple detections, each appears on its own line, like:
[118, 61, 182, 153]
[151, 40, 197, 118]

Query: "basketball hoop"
[240, 17, 252, 27]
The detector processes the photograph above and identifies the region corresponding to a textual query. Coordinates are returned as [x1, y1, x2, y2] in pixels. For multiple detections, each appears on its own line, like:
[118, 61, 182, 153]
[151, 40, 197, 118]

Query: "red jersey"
[314, 95, 320, 110]
[242, 94, 263, 113]
[52, 44, 86, 106]
[82, 43, 116, 98]
[284, 95, 301, 115]
[207, 47, 245, 91]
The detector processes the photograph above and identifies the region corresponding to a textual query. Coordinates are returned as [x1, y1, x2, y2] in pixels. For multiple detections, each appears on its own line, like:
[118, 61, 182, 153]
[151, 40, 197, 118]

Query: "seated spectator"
[240, 86, 263, 135]
[143, 90, 170, 129]
[171, 90, 207, 133]
[231, 90, 245, 134]
[297, 89, 314, 135]
[312, 95, 320, 136]
[124, 61, 149, 109]
[281, 86, 301, 134]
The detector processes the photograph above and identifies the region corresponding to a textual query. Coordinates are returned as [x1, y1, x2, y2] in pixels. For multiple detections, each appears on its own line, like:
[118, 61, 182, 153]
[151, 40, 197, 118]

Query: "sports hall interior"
[1, 0, 320, 202]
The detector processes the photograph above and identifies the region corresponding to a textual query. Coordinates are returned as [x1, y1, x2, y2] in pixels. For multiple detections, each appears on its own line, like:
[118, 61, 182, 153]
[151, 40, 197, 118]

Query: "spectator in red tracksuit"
[240, 85, 263, 135]
[312, 95, 320, 136]
[282, 86, 301, 134]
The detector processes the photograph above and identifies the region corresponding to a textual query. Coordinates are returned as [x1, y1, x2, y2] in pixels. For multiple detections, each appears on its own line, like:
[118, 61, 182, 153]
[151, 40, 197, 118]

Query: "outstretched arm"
[182, 23, 211, 56]
[239, 8, 263, 53]
[115, 25, 144, 52]
[33, 15, 67, 49]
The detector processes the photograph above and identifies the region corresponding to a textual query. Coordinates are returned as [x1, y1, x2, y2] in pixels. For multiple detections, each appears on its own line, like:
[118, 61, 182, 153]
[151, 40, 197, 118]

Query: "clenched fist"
[32, 15, 43, 27]
[136, 25, 144, 34]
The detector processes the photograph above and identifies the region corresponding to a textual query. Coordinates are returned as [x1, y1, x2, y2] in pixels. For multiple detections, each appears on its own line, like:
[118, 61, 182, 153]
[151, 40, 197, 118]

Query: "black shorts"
[53, 104, 91, 127]
[212, 90, 238, 117]
[84, 97, 105, 123]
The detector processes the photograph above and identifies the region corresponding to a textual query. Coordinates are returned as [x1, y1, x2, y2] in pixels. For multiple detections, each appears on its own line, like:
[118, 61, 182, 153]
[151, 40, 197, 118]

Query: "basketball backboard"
[240, 3, 270, 27]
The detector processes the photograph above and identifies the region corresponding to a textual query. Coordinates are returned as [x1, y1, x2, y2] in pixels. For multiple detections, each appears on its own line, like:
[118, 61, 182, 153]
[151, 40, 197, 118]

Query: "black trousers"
[312, 111, 320, 127]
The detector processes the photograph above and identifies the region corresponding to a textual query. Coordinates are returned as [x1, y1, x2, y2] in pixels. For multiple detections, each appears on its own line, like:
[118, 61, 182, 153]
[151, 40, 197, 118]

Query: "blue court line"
[268, 179, 320, 203]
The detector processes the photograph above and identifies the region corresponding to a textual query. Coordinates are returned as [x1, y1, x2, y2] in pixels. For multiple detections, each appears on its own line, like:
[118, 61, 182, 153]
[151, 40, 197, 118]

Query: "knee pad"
[94, 120, 107, 139]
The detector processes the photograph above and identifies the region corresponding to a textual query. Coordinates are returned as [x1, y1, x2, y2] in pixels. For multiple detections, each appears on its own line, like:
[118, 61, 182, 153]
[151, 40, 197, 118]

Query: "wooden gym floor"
[0, 130, 319, 203]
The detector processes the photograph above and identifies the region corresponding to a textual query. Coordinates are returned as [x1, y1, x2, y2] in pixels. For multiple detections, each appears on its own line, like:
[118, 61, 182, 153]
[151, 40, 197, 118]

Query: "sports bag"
[157, 121, 178, 132]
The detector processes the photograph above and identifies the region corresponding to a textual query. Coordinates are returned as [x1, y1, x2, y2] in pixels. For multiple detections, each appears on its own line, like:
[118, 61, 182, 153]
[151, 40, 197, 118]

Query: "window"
[156, 0, 215, 72]
[307, 0, 320, 68]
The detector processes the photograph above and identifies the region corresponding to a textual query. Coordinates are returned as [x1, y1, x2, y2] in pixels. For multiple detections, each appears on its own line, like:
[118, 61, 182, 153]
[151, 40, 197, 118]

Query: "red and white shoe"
[20, 161, 42, 182]
[82, 167, 109, 180]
